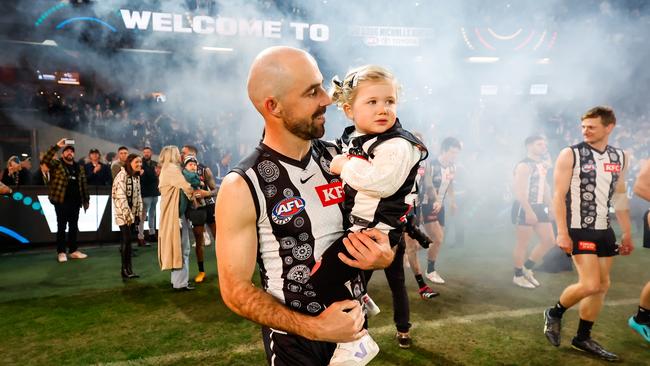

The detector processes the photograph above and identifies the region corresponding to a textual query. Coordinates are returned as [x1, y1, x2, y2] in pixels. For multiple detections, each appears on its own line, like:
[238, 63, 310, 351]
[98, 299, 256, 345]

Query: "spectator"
[41, 138, 90, 263]
[105, 151, 116, 165]
[112, 153, 143, 280]
[215, 150, 232, 188]
[19, 157, 33, 185]
[138, 146, 160, 244]
[111, 146, 129, 179]
[84, 148, 111, 186]
[1, 156, 22, 188]
[157, 145, 196, 291]
[32, 158, 51, 186]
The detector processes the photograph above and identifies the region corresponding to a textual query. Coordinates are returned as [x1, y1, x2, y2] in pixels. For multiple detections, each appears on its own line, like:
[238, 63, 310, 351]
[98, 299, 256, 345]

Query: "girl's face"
[130, 157, 142, 172]
[343, 80, 397, 135]
[185, 161, 197, 172]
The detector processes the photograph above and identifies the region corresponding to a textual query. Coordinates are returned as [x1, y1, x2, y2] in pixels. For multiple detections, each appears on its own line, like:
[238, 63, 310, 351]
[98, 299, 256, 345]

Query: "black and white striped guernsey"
[566, 142, 625, 230]
[431, 158, 455, 203]
[232, 140, 352, 315]
[517, 157, 548, 205]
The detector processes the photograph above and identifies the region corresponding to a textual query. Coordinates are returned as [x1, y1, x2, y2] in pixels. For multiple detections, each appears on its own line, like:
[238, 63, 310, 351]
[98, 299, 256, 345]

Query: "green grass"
[1, 227, 649, 365]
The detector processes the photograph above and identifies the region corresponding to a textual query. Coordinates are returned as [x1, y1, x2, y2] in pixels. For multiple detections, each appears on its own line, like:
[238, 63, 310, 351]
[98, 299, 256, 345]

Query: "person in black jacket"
[138, 146, 160, 244]
[84, 148, 112, 186]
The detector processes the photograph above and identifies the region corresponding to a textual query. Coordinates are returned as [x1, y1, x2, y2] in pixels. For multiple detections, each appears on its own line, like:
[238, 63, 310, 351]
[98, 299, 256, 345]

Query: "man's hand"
[56, 138, 66, 148]
[93, 164, 101, 174]
[619, 232, 634, 256]
[329, 154, 349, 175]
[556, 233, 572, 254]
[309, 300, 366, 343]
[338, 228, 394, 270]
[525, 210, 538, 225]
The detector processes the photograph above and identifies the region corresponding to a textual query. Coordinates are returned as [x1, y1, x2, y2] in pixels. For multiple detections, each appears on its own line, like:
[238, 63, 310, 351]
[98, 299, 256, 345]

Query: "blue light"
[0, 226, 30, 244]
[12, 192, 23, 201]
[23, 197, 33, 206]
[56, 17, 117, 32]
[32, 202, 42, 211]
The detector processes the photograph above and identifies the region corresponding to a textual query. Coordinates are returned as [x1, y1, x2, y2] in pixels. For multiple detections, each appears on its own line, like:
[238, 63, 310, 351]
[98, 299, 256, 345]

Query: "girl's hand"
[330, 154, 349, 175]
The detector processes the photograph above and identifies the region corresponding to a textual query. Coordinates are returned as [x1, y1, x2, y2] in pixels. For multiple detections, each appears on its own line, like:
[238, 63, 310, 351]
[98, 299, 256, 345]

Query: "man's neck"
[63, 159, 74, 166]
[586, 139, 608, 152]
[263, 128, 312, 161]
[527, 153, 541, 162]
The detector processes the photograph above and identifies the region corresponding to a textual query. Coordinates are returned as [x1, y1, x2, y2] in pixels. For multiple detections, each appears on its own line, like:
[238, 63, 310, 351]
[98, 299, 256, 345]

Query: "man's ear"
[342, 103, 354, 120]
[264, 97, 282, 118]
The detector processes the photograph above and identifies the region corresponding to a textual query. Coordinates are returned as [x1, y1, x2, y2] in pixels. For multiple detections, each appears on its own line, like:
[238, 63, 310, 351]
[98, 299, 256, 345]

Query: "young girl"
[309, 65, 428, 365]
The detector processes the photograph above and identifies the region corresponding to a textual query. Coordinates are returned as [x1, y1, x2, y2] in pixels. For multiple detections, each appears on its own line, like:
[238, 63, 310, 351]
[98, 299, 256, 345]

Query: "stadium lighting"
[42, 40, 58, 47]
[117, 48, 172, 54]
[467, 56, 499, 63]
[202, 46, 234, 52]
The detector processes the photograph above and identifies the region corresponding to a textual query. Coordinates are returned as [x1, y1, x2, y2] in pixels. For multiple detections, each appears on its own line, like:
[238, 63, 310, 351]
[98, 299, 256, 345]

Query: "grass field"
[1, 223, 649, 365]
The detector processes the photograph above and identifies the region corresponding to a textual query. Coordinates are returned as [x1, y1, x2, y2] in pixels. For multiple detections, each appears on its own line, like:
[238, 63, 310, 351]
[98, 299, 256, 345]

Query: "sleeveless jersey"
[337, 120, 428, 244]
[196, 163, 216, 205]
[431, 158, 455, 203]
[233, 140, 355, 315]
[566, 142, 625, 230]
[516, 157, 548, 205]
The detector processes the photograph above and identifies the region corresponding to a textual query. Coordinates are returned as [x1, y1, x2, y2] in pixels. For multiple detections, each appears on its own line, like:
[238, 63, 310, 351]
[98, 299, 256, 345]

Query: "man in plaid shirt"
[42, 138, 90, 263]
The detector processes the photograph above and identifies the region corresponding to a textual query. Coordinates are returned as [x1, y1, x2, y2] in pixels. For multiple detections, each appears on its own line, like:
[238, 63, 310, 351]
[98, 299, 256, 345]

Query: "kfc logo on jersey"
[578, 241, 597, 251]
[604, 163, 621, 173]
[272, 196, 305, 224]
[316, 182, 344, 207]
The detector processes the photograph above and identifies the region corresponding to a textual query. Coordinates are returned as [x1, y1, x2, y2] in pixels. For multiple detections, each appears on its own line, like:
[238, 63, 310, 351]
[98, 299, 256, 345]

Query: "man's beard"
[283, 106, 326, 140]
[63, 155, 74, 163]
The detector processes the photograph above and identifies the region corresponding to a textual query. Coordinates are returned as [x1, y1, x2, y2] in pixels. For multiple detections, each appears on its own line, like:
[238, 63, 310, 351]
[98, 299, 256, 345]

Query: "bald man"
[628, 159, 650, 342]
[216, 46, 394, 366]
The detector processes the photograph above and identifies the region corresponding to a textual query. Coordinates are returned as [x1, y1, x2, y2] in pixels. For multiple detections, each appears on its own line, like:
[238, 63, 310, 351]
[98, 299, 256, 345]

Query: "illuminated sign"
[57, 72, 80, 85]
[349, 25, 433, 47]
[38, 195, 159, 233]
[119, 9, 330, 42]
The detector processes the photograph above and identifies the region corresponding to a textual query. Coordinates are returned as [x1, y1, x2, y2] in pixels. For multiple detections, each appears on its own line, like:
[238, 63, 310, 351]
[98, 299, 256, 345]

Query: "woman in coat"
[112, 153, 143, 280]
[157, 145, 198, 290]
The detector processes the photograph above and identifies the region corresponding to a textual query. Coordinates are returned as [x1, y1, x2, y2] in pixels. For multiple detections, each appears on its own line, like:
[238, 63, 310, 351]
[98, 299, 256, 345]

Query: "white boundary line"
[97, 298, 638, 365]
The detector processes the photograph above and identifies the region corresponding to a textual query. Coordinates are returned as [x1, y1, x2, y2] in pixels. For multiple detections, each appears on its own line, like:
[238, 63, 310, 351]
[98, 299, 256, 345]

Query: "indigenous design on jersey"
[338, 119, 428, 244]
[196, 164, 216, 205]
[431, 158, 455, 203]
[566, 142, 625, 230]
[517, 157, 548, 204]
[232, 140, 351, 315]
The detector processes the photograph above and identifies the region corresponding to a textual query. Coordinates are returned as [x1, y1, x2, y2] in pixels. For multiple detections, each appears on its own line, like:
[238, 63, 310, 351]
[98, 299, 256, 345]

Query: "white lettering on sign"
[120, 9, 330, 41]
[192, 16, 214, 34]
[152, 12, 173, 32]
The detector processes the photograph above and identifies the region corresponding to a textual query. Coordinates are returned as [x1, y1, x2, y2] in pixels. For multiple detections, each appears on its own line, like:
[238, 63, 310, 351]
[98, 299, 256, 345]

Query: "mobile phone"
[64, 139, 75, 145]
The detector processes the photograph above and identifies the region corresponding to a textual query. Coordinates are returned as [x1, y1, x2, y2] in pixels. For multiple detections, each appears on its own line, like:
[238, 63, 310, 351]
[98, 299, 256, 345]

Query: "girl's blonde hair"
[330, 65, 399, 108]
[159, 145, 181, 166]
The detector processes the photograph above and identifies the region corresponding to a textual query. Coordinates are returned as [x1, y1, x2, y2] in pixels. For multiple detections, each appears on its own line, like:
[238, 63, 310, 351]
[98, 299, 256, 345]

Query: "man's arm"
[553, 148, 574, 253]
[614, 152, 633, 255]
[634, 159, 650, 201]
[202, 167, 219, 198]
[216, 173, 365, 343]
[42, 138, 66, 168]
[513, 163, 537, 225]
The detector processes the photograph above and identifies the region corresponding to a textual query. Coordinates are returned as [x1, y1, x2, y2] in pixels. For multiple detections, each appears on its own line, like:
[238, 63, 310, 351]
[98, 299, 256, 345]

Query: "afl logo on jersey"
[272, 196, 306, 225]
[604, 163, 621, 173]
